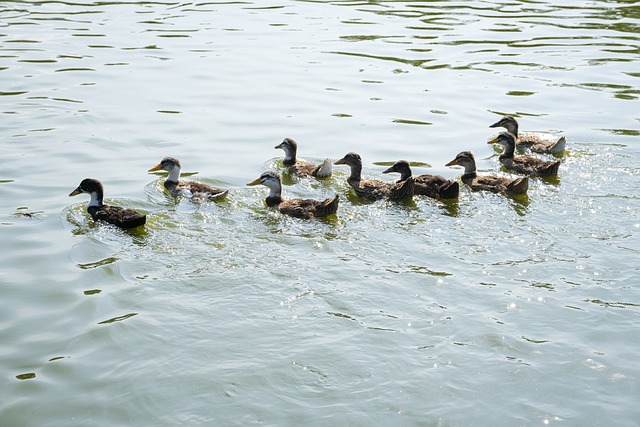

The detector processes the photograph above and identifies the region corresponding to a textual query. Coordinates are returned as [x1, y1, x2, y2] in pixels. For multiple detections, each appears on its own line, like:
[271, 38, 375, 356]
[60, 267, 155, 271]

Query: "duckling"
[490, 115, 566, 154]
[275, 138, 332, 178]
[247, 171, 339, 219]
[148, 157, 228, 200]
[69, 178, 146, 228]
[445, 151, 528, 196]
[489, 132, 560, 177]
[382, 160, 459, 199]
[334, 152, 414, 201]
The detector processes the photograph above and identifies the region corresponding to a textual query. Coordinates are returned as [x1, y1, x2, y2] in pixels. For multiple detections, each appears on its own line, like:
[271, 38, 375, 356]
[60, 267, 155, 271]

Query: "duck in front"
[69, 178, 146, 228]
[247, 171, 339, 219]
[148, 157, 229, 201]
[334, 152, 414, 201]
[382, 160, 459, 200]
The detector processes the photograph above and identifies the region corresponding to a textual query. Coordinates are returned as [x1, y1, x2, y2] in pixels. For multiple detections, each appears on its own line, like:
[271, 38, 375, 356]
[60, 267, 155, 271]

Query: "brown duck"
[275, 138, 332, 178]
[382, 160, 459, 199]
[334, 152, 414, 201]
[247, 171, 339, 219]
[148, 157, 228, 200]
[489, 132, 560, 177]
[69, 178, 146, 228]
[490, 115, 566, 154]
[445, 151, 528, 196]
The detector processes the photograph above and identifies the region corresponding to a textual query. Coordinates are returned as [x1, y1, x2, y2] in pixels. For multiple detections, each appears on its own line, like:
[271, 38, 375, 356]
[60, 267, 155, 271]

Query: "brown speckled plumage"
[334, 152, 415, 201]
[247, 171, 339, 219]
[490, 132, 560, 177]
[275, 138, 332, 178]
[148, 157, 228, 200]
[446, 151, 528, 196]
[490, 115, 566, 154]
[383, 160, 459, 199]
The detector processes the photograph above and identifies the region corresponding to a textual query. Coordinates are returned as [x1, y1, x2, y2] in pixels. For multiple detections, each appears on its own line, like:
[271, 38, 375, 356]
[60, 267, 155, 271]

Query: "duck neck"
[460, 162, 477, 182]
[499, 141, 516, 159]
[166, 165, 181, 184]
[348, 162, 363, 183]
[282, 147, 297, 167]
[505, 121, 519, 137]
[398, 169, 412, 181]
[265, 186, 282, 207]
[87, 190, 103, 207]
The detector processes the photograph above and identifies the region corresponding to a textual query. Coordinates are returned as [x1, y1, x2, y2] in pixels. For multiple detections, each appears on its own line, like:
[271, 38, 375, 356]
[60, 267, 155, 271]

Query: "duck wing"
[279, 194, 339, 218]
[414, 174, 458, 199]
[518, 134, 566, 154]
[176, 180, 229, 200]
[89, 205, 146, 228]
[501, 156, 560, 177]
[467, 175, 527, 196]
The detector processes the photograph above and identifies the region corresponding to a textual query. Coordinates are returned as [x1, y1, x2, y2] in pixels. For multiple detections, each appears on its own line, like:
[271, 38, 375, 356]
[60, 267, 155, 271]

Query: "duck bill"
[148, 164, 162, 172]
[246, 177, 262, 186]
[381, 166, 394, 174]
[489, 120, 501, 128]
[274, 142, 284, 149]
[69, 187, 82, 197]
[334, 158, 346, 165]
[445, 159, 458, 167]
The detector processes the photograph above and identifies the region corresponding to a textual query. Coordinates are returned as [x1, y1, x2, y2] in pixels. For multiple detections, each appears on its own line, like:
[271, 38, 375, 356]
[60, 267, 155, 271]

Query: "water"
[1, 0, 639, 425]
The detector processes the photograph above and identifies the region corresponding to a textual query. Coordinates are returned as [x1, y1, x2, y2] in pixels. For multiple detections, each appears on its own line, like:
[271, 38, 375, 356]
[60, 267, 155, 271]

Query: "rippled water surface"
[1, 0, 639, 425]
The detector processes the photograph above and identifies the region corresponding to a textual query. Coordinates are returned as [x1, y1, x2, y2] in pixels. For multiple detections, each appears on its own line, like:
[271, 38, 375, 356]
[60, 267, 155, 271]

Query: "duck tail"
[507, 177, 529, 195]
[316, 194, 339, 216]
[540, 161, 561, 177]
[438, 180, 459, 199]
[208, 189, 229, 201]
[314, 158, 333, 178]
[549, 136, 566, 154]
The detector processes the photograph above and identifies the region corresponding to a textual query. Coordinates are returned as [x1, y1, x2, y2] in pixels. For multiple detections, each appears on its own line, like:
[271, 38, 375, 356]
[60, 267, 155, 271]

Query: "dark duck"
[69, 178, 146, 228]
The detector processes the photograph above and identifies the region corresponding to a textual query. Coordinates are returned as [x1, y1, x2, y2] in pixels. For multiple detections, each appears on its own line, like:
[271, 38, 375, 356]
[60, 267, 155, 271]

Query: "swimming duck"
[490, 115, 566, 154]
[247, 171, 339, 218]
[69, 178, 146, 228]
[148, 157, 228, 200]
[489, 132, 560, 177]
[275, 138, 332, 178]
[334, 152, 415, 201]
[445, 151, 528, 196]
[382, 160, 459, 199]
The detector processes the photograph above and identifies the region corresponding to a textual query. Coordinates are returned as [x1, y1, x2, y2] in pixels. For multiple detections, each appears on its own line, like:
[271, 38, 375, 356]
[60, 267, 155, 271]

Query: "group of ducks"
[69, 115, 566, 229]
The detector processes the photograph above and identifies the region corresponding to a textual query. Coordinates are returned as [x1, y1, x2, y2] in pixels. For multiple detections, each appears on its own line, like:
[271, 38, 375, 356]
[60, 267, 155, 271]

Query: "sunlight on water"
[1, 0, 639, 425]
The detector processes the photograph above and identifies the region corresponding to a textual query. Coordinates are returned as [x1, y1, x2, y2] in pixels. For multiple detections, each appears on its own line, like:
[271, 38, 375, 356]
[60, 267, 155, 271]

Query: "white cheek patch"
[167, 165, 181, 182]
[87, 191, 102, 207]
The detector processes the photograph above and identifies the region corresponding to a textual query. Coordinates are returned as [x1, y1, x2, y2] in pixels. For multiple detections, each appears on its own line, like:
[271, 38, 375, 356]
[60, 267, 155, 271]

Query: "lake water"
[1, 0, 639, 425]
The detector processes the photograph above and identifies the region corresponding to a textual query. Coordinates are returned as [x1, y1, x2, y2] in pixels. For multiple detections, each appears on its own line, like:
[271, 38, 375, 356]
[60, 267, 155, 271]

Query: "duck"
[490, 115, 566, 154]
[148, 157, 228, 200]
[382, 160, 459, 199]
[69, 178, 146, 228]
[247, 171, 339, 218]
[275, 138, 332, 178]
[334, 152, 414, 201]
[489, 132, 560, 177]
[445, 151, 528, 196]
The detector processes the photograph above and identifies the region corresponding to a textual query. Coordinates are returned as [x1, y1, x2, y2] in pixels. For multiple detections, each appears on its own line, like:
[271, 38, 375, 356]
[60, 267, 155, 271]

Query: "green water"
[1, 1, 639, 425]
